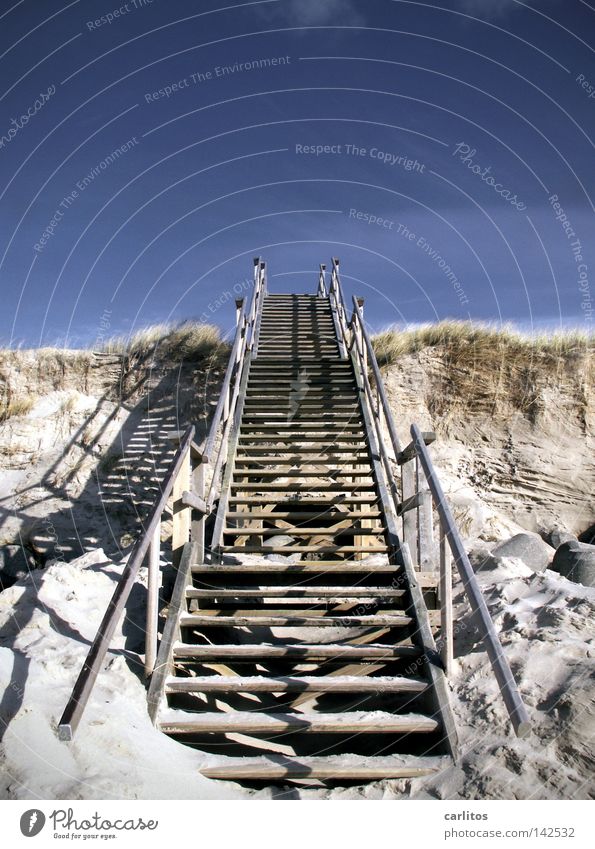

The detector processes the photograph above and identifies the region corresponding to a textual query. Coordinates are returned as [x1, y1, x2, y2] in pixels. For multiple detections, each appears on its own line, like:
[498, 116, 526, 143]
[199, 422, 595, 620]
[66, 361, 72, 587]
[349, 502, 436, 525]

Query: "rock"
[579, 523, 595, 546]
[263, 534, 295, 548]
[0, 544, 35, 589]
[490, 532, 555, 572]
[467, 544, 495, 572]
[548, 527, 577, 549]
[552, 540, 595, 588]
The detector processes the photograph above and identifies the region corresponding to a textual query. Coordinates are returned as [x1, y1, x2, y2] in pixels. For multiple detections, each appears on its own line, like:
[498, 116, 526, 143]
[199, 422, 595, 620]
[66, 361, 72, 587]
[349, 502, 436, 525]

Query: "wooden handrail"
[203, 260, 266, 513]
[58, 425, 195, 741]
[203, 300, 246, 463]
[411, 423, 531, 738]
[318, 261, 529, 739]
[351, 296, 402, 457]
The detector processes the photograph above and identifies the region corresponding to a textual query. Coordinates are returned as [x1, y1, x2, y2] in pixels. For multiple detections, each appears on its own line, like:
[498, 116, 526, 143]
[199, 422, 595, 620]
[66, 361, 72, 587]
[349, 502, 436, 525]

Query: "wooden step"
[233, 458, 369, 467]
[191, 603, 400, 614]
[225, 511, 381, 519]
[240, 421, 363, 428]
[243, 403, 359, 411]
[243, 398, 358, 405]
[228, 484, 377, 492]
[227, 495, 379, 503]
[238, 434, 365, 441]
[232, 464, 371, 472]
[172, 642, 420, 660]
[244, 396, 357, 402]
[200, 756, 440, 781]
[247, 379, 355, 386]
[233, 457, 370, 465]
[258, 334, 336, 339]
[190, 563, 394, 573]
[258, 343, 338, 348]
[258, 338, 338, 342]
[165, 675, 427, 694]
[159, 710, 439, 735]
[250, 374, 349, 379]
[185, 587, 405, 599]
[237, 435, 366, 443]
[223, 527, 384, 537]
[235, 447, 369, 456]
[221, 546, 388, 555]
[242, 413, 360, 421]
[252, 363, 345, 368]
[180, 613, 409, 627]
[230, 471, 373, 480]
[258, 348, 339, 353]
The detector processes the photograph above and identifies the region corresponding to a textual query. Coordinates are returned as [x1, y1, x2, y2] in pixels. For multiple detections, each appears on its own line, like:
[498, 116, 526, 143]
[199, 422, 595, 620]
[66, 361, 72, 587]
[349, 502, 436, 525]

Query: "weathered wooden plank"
[146, 541, 196, 723]
[416, 456, 435, 572]
[172, 449, 191, 569]
[172, 642, 420, 660]
[190, 562, 396, 573]
[144, 523, 161, 677]
[223, 527, 384, 537]
[397, 432, 436, 465]
[179, 613, 411, 628]
[401, 459, 418, 565]
[181, 489, 209, 515]
[165, 675, 428, 694]
[397, 491, 423, 516]
[185, 587, 406, 599]
[440, 528, 454, 677]
[200, 758, 439, 781]
[159, 710, 439, 735]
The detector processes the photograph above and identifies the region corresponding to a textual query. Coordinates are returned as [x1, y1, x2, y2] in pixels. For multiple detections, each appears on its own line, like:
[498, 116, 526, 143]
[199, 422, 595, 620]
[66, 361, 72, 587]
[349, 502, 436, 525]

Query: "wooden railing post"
[318, 263, 327, 297]
[416, 455, 435, 571]
[355, 298, 366, 370]
[172, 447, 191, 568]
[193, 456, 206, 564]
[144, 522, 161, 676]
[400, 458, 418, 565]
[439, 526, 453, 676]
[235, 297, 243, 327]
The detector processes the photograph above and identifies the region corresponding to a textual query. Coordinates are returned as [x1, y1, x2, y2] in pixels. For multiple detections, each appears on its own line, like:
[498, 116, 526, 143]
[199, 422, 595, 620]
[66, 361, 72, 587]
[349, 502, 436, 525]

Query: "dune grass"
[0, 396, 35, 423]
[372, 321, 593, 366]
[102, 321, 227, 362]
[372, 321, 593, 420]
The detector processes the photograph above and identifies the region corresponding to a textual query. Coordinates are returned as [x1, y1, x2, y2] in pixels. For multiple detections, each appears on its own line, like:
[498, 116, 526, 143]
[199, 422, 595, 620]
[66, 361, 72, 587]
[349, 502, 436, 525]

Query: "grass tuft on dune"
[372, 321, 594, 420]
[101, 321, 227, 361]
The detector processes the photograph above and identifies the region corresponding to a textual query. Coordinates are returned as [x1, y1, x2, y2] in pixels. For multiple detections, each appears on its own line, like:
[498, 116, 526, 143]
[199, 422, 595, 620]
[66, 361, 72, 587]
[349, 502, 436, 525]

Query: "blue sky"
[0, 0, 594, 346]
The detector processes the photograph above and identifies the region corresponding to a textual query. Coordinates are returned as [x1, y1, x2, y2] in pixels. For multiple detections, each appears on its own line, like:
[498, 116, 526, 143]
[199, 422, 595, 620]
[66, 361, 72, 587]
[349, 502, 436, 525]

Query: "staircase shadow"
[0, 345, 226, 729]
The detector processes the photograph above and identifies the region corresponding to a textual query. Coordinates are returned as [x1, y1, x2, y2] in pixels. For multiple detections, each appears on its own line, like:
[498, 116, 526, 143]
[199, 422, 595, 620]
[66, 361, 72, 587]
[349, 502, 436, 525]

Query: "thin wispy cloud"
[455, 0, 563, 18]
[258, 0, 365, 27]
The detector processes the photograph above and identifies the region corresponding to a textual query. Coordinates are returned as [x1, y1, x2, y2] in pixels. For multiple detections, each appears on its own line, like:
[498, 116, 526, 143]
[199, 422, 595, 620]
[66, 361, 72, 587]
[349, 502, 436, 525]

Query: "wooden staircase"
[59, 258, 530, 775]
[148, 276, 457, 783]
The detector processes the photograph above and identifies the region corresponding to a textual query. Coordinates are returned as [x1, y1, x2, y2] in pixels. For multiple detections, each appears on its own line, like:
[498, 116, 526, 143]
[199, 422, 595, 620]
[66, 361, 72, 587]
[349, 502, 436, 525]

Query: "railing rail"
[58, 425, 195, 741]
[410, 424, 530, 737]
[321, 261, 530, 739]
[203, 258, 266, 510]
